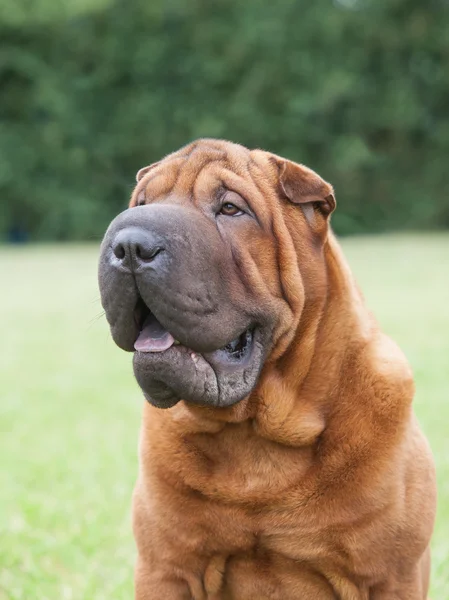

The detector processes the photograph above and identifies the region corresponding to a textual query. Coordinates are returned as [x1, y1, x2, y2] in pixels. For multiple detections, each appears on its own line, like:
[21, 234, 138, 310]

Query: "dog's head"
[98, 139, 335, 408]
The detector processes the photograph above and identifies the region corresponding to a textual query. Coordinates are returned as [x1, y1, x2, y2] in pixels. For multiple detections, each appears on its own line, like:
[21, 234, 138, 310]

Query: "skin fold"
[98, 139, 436, 599]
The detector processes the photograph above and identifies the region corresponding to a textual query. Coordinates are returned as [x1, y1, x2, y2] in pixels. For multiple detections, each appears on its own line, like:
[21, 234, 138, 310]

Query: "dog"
[98, 139, 436, 599]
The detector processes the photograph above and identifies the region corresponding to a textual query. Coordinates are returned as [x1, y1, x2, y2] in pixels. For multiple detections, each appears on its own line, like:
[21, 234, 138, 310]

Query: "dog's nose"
[112, 227, 164, 268]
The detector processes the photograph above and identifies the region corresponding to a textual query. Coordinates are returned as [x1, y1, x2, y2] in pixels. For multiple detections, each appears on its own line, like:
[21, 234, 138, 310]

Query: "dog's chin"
[132, 325, 267, 409]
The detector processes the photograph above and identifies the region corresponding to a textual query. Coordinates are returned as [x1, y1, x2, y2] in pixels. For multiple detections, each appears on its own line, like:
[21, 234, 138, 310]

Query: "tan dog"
[98, 139, 436, 599]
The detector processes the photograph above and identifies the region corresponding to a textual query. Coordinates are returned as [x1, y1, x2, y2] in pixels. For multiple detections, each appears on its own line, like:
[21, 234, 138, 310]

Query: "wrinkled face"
[98, 140, 334, 408]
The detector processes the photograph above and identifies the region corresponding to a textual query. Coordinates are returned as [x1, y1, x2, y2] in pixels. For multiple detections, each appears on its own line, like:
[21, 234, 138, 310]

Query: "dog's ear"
[274, 157, 336, 222]
[136, 161, 161, 183]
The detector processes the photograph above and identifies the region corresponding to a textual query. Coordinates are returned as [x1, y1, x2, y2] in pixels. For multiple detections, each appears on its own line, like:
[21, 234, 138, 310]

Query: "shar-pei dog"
[98, 139, 436, 599]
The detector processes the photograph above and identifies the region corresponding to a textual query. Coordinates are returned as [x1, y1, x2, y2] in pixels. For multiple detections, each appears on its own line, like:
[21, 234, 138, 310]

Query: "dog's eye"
[136, 192, 146, 206]
[219, 202, 244, 217]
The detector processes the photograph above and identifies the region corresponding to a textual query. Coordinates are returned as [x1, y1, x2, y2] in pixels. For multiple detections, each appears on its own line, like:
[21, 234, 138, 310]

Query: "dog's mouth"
[133, 297, 255, 364]
[126, 293, 266, 408]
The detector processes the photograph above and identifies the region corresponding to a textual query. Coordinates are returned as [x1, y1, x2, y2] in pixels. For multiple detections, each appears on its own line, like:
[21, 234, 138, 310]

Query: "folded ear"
[274, 157, 336, 221]
[136, 161, 161, 183]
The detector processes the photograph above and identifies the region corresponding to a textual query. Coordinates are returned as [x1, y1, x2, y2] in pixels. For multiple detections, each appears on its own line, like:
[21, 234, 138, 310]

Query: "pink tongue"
[134, 314, 175, 353]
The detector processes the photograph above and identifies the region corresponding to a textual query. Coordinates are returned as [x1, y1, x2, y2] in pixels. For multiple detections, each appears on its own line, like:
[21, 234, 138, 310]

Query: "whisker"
[87, 311, 106, 329]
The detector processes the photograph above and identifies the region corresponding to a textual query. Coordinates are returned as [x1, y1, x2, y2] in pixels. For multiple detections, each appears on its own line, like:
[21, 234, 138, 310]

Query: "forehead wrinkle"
[173, 139, 221, 159]
[131, 157, 182, 204]
[223, 145, 252, 175]
[131, 141, 255, 206]
[247, 159, 279, 225]
[179, 140, 200, 158]
[192, 159, 229, 202]
[173, 150, 227, 198]
[194, 144, 228, 158]
[143, 160, 182, 200]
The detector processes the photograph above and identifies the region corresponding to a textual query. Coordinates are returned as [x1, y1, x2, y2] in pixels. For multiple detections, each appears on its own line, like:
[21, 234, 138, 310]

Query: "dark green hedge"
[1, 0, 449, 240]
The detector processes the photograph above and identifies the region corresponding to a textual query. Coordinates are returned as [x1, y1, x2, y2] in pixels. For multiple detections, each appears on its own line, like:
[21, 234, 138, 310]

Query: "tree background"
[1, 0, 448, 240]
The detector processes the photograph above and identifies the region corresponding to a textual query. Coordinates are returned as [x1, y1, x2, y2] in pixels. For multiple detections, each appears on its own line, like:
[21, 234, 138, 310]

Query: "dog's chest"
[178, 428, 371, 599]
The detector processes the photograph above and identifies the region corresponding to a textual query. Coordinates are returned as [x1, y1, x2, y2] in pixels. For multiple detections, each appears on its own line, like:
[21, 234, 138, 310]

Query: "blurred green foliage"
[1, 0, 449, 240]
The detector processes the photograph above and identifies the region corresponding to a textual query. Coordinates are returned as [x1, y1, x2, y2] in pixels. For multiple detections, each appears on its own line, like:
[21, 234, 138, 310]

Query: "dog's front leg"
[135, 558, 194, 600]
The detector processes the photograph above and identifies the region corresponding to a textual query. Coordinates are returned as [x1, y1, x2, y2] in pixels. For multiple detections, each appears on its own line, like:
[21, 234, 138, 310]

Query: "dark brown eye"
[219, 202, 243, 217]
[136, 192, 146, 206]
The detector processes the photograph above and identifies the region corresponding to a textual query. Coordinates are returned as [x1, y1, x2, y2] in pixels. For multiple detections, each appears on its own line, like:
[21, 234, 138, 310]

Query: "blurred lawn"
[0, 234, 448, 599]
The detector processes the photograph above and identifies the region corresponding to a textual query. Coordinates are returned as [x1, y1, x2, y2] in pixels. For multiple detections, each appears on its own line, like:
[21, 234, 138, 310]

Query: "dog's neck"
[252, 233, 376, 444]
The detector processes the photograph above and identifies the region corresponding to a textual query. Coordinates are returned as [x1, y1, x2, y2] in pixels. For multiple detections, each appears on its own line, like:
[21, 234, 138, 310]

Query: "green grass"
[1, 234, 448, 599]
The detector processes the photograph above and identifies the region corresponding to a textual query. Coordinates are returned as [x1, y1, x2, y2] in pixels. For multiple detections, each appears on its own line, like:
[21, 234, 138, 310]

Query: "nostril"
[136, 244, 163, 262]
[114, 243, 126, 260]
